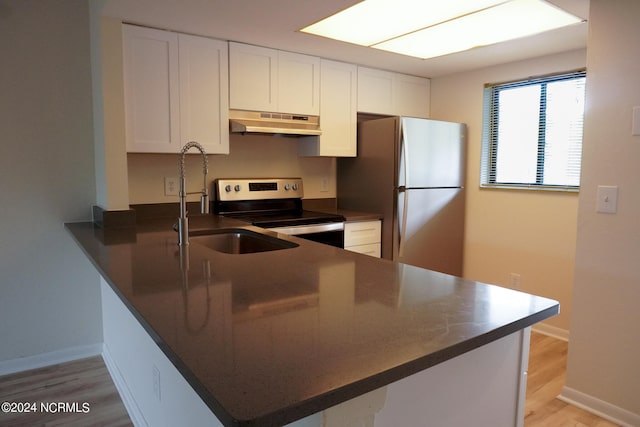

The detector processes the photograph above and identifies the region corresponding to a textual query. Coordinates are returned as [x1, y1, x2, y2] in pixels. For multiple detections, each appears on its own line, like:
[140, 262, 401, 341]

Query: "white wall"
[429, 50, 586, 335]
[127, 136, 336, 204]
[0, 1, 101, 361]
[563, 0, 640, 423]
[90, 13, 130, 210]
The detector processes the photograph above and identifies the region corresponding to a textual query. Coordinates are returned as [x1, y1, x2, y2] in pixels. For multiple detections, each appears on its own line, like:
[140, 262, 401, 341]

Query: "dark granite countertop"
[65, 215, 558, 427]
[336, 209, 382, 222]
[300, 198, 382, 222]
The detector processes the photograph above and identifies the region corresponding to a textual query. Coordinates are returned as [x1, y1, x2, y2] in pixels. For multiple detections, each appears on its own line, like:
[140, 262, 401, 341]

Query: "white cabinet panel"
[374, 330, 530, 427]
[357, 67, 394, 115]
[123, 25, 229, 154]
[344, 220, 382, 258]
[229, 42, 320, 115]
[299, 59, 357, 157]
[229, 42, 278, 112]
[394, 73, 430, 118]
[346, 243, 381, 258]
[278, 51, 320, 116]
[123, 25, 180, 152]
[357, 66, 430, 118]
[178, 34, 229, 154]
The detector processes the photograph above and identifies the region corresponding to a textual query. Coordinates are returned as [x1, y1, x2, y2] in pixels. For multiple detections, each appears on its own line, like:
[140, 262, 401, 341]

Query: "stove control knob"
[284, 184, 291, 191]
[224, 185, 232, 192]
[234, 184, 241, 192]
[292, 183, 299, 191]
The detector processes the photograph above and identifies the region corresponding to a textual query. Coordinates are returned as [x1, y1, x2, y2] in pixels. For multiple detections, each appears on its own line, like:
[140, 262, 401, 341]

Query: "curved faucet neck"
[178, 141, 209, 246]
[179, 141, 208, 178]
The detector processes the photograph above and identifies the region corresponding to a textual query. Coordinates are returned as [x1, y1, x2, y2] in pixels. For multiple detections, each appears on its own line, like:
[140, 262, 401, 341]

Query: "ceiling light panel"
[372, 0, 583, 59]
[300, 0, 583, 60]
[300, 0, 506, 46]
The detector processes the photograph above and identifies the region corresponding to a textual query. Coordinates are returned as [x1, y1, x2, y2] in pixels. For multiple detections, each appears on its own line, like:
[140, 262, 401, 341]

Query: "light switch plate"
[596, 185, 618, 214]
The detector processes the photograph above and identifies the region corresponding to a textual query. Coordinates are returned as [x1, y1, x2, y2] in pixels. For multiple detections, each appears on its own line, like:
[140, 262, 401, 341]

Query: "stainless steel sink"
[190, 228, 299, 254]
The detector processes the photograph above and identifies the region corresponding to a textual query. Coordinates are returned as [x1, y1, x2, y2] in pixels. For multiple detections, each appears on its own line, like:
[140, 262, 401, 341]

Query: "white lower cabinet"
[344, 220, 381, 258]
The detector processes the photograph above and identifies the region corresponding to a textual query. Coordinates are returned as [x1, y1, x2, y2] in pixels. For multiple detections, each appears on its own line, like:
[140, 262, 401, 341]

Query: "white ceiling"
[115, 0, 589, 78]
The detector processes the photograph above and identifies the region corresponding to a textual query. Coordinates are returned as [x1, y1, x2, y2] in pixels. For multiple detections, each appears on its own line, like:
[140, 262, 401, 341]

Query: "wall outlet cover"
[164, 177, 179, 196]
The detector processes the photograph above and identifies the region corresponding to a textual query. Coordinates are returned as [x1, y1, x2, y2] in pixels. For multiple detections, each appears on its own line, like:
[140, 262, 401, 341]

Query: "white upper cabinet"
[357, 67, 394, 116]
[123, 25, 229, 154]
[123, 25, 179, 152]
[299, 59, 357, 157]
[228, 43, 278, 112]
[394, 73, 431, 118]
[178, 33, 229, 154]
[357, 66, 430, 118]
[278, 50, 321, 116]
[229, 42, 320, 116]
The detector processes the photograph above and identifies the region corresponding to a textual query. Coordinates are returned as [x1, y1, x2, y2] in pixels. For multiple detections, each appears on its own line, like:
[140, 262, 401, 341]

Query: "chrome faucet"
[177, 141, 209, 246]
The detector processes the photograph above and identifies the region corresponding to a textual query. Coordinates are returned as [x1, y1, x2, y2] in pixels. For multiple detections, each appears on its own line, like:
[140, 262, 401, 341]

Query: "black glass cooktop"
[228, 209, 344, 228]
[214, 198, 343, 228]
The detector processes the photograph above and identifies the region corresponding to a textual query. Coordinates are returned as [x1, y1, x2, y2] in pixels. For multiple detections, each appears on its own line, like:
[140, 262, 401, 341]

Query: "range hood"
[229, 110, 321, 137]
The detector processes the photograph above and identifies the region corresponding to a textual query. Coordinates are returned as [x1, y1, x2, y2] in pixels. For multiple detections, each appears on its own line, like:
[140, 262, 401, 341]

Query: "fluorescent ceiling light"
[300, 0, 505, 46]
[373, 0, 583, 59]
[300, 0, 583, 59]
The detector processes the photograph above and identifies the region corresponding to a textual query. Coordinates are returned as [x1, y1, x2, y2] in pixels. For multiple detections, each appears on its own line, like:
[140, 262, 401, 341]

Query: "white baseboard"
[0, 343, 102, 376]
[531, 322, 569, 341]
[559, 386, 640, 427]
[101, 343, 147, 427]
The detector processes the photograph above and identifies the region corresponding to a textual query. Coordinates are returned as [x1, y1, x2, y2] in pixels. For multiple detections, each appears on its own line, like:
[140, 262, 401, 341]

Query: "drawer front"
[345, 243, 381, 258]
[344, 220, 381, 247]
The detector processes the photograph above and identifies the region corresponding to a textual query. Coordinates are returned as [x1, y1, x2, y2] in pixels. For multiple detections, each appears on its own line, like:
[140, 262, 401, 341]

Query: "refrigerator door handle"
[398, 120, 408, 188]
[397, 187, 409, 258]
[397, 120, 410, 258]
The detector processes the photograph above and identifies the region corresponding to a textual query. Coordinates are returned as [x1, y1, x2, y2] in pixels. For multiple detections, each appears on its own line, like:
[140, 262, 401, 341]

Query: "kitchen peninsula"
[66, 215, 558, 427]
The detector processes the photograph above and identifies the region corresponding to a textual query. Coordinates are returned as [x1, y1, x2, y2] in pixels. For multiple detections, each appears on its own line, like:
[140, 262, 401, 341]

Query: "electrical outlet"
[509, 273, 521, 288]
[320, 177, 329, 192]
[164, 177, 179, 196]
[152, 365, 161, 402]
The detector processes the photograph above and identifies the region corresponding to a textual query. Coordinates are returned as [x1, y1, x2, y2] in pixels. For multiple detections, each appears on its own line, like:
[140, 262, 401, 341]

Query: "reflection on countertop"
[65, 214, 558, 426]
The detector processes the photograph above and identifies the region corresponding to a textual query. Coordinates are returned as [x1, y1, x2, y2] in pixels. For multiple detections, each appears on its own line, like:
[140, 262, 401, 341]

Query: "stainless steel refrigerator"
[338, 116, 466, 276]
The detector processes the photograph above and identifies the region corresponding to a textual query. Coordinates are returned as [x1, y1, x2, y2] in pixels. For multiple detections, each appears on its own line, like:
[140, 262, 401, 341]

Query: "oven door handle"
[266, 222, 344, 235]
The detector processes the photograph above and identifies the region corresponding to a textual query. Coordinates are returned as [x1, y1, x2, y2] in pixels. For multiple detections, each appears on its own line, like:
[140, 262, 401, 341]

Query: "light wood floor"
[524, 332, 619, 427]
[0, 333, 619, 426]
[0, 356, 132, 426]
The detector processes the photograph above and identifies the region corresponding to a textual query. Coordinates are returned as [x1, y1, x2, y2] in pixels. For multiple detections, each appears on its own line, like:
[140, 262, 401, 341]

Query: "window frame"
[480, 69, 586, 193]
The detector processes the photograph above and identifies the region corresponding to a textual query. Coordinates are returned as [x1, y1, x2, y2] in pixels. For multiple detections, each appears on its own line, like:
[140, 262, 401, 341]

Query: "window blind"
[480, 70, 586, 191]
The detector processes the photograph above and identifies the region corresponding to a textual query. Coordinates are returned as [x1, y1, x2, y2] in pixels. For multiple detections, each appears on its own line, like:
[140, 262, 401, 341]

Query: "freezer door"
[396, 188, 464, 276]
[399, 118, 465, 188]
